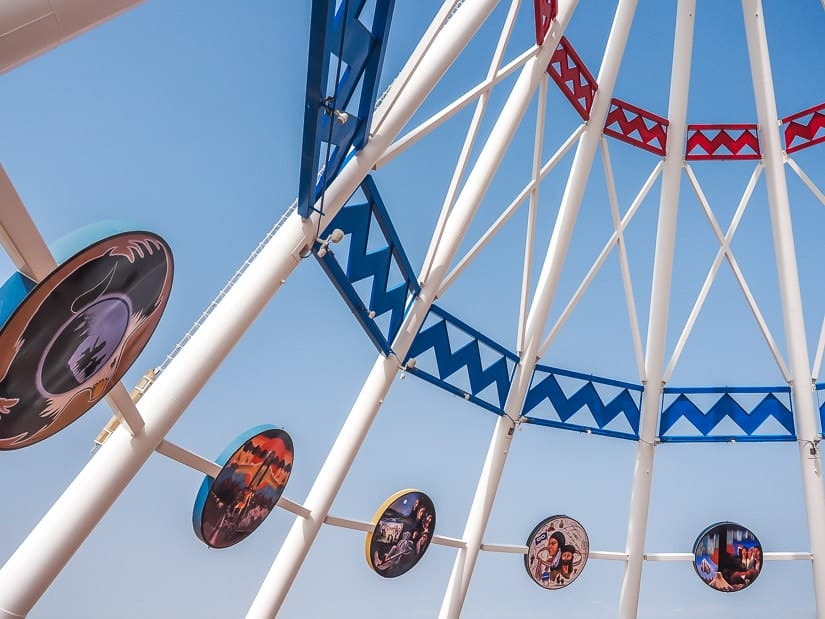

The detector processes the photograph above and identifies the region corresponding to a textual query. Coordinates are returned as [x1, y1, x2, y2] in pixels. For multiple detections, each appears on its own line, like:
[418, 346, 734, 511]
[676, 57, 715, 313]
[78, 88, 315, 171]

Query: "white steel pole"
[742, 1, 825, 614]
[245, 14, 567, 619]
[0, 3, 500, 617]
[439, 2, 639, 616]
[0, 0, 144, 75]
[618, 2, 694, 617]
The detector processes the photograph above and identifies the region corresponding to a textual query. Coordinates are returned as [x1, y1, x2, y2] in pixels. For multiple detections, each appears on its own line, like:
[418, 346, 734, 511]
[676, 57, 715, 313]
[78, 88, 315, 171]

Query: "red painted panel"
[533, 0, 558, 45]
[783, 102, 825, 154]
[685, 124, 761, 160]
[546, 37, 598, 121]
[603, 98, 669, 156]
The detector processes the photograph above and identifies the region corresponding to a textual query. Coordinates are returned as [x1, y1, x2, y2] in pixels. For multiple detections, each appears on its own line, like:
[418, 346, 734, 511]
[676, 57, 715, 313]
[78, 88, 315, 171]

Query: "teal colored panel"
[0, 272, 36, 330]
[49, 220, 134, 264]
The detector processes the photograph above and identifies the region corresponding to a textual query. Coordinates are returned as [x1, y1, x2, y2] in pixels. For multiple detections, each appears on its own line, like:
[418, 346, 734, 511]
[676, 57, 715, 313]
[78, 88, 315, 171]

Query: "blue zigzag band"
[316, 176, 417, 353]
[523, 371, 641, 436]
[406, 306, 516, 412]
[659, 392, 794, 437]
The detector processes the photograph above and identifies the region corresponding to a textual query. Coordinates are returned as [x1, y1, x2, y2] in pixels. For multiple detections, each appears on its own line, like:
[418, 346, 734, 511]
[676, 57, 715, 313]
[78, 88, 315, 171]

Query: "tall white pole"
[0, 3, 501, 617]
[742, 1, 825, 615]
[245, 14, 567, 619]
[439, 2, 639, 616]
[618, 1, 694, 617]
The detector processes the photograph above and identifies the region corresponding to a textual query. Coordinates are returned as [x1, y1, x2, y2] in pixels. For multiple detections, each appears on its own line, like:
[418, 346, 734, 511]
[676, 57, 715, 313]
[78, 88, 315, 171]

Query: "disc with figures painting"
[692, 521, 763, 592]
[366, 489, 436, 578]
[524, 515, 590, 590]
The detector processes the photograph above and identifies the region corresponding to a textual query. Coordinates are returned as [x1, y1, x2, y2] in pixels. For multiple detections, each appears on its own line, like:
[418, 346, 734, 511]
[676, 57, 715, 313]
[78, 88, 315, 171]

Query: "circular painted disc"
[0, 231, 173, 450]
[692, 521, 763, 592]
[524, 515, 590, 589]
[366, 489, 436, 578]
[193, 426, 294, 549]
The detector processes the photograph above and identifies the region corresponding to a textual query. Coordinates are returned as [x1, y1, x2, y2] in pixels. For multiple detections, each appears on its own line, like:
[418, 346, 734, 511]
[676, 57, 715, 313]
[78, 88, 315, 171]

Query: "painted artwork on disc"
[366, 489, 436, 578]
[524, 515, 589, 589]
[693, 522, 762, 592]
[0, 232, 173, 450]
[194, 427, 294, 549]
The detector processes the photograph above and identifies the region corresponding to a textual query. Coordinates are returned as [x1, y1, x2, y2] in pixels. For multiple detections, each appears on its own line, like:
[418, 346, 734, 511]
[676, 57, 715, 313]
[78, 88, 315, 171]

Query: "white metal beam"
[370, 0, 466, 136]
[538, 160, 663, 360]
[0, 164, 58, 280]
[663, 163, 765, 381]
[375, 47, 536, 170]
[439, 1, 639, 616]
[600, 138, 646, 379]
[154, 439, 222, 478]
[102, 383, 146, 437]
[677, 164, 790, 382]
[419, 0, 524, 283]
[784, 157, 825, 380]
[437, 123, 585, 297]
[618, 1, 694, 616]
[0, 0, 144, 76]
[786, 157, 825, 209]
[518, 78, 548, 354]
[742, 1, 825, 613]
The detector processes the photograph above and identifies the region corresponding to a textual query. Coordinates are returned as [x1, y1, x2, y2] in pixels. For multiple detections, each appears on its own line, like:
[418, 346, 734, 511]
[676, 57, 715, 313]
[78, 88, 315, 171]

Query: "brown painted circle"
[692, 521, 763, 592]
[0, 231, 173, 450]
[366, 489, 436, 578]
[524, 515, 590, 590]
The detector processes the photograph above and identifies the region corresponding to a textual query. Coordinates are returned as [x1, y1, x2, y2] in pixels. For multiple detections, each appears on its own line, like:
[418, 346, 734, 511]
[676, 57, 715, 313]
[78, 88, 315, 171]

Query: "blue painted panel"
[298, 0, 395, 218]
[406, 366, 506, 417]
[0, 272, 35, 330]
[815, 383, 825, 436]
[659, 434, 796, 444]
[659, 388, 795, 441]
[405, 305, 518, 414]
[524, 415, 638, 441]
[662, 384, 789, 395]
[314, 175, 418, 353]
[522, 366, 642, 438]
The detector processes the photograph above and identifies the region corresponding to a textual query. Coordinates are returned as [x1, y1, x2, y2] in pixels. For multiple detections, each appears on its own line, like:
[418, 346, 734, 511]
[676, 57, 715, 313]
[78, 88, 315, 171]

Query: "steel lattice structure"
[2, 1, 825, 617]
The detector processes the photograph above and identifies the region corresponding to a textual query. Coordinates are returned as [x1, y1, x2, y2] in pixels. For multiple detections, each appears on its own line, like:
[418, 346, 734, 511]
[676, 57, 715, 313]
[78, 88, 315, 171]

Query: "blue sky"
[3, 1, 825, 617]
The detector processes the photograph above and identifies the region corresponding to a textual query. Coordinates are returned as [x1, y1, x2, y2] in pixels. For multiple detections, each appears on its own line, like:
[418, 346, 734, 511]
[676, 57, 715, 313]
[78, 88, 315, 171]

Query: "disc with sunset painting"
[192, 426, 294, 548]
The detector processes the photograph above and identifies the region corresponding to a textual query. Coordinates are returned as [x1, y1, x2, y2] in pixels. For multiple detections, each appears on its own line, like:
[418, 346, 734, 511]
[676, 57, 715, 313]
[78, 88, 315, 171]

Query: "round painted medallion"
[193, 426, 294, 549]
[524, 514, 589, 589]
[0, 231, 173, 450]
[366, 489, 436, 578]
[693, 522, 762, 592]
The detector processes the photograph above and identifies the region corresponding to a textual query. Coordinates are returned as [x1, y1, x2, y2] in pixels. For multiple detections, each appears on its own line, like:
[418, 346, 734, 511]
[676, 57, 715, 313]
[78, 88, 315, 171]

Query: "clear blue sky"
[3, 1, 825, 617]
